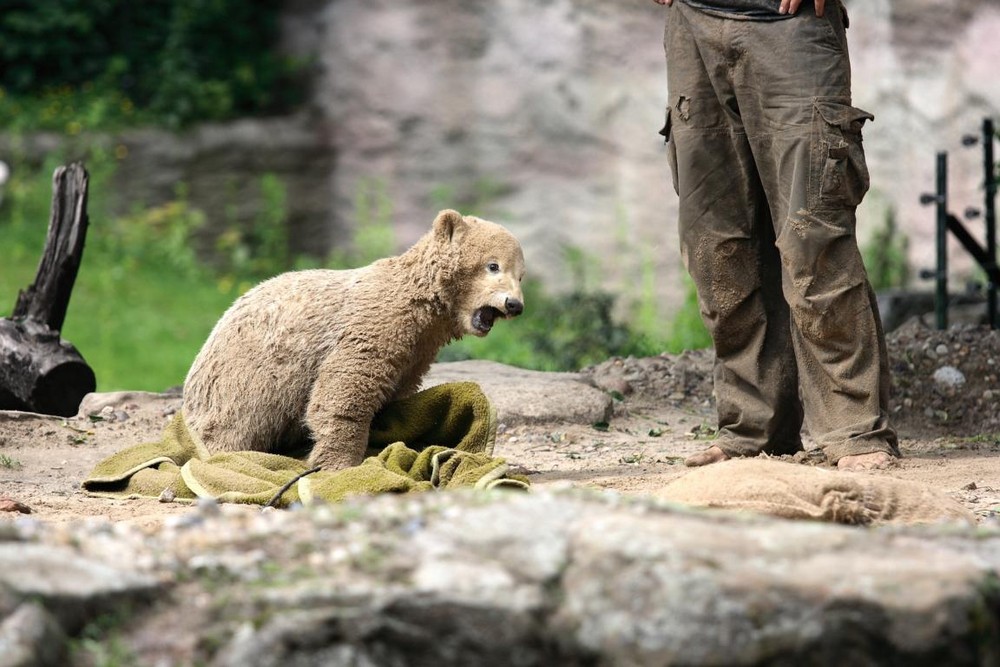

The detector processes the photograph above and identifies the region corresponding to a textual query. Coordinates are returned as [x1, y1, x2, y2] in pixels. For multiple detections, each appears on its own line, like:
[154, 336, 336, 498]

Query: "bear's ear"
[432, 209, 468, 244]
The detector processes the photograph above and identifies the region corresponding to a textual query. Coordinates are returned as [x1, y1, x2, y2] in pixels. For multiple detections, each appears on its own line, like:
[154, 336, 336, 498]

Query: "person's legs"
[730, 2, 898, 466]
[663, 3, 803, 464]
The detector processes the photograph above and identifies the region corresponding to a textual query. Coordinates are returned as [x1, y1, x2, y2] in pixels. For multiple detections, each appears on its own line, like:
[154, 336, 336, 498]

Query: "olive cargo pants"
[660, 1, 898, 463]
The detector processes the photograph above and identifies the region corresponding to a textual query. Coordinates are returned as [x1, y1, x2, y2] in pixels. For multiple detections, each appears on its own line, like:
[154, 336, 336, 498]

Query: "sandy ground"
[2, 377, 998, 526]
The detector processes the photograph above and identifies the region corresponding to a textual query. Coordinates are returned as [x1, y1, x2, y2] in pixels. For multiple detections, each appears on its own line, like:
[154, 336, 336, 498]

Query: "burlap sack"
[657, 458, 976, 525]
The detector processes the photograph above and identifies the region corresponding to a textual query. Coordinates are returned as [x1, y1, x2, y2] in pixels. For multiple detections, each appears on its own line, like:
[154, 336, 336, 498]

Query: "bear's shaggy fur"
[182, 210, 525, 471]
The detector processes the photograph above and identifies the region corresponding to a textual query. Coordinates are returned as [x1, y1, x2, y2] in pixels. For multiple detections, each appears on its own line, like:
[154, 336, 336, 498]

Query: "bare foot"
[684, 445, 730, 467]
[837, 451, 896, 471]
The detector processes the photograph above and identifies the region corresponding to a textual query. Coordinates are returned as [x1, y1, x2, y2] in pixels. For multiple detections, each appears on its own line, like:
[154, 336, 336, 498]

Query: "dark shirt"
[678, 0, 796, 20]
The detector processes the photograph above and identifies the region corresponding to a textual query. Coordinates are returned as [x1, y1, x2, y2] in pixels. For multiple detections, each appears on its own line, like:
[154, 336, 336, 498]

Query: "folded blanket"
[83, 382, 528, 508]
[657, 458, 977, 525]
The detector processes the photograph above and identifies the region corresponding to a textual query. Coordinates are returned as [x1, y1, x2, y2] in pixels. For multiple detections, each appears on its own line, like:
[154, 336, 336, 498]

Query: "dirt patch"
[2, 321, 999, 525]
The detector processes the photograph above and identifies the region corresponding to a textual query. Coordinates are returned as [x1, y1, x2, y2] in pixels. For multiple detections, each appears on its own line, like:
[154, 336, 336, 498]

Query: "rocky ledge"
[1, 489, 998, 666]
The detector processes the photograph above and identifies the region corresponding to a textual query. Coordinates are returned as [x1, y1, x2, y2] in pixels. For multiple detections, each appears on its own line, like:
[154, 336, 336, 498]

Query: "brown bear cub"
[182, 210, 525, 471]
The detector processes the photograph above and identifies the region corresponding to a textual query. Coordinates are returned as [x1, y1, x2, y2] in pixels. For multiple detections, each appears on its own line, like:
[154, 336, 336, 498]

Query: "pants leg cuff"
[823, 438, 900, 466]
[714, 432, 768, 458]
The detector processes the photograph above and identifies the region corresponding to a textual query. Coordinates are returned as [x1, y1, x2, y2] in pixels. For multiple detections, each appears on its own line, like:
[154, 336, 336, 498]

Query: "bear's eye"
[487, 262, 500, 273]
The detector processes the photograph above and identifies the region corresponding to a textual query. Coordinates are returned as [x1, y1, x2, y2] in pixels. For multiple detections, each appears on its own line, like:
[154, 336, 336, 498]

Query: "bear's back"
[182, 268, 368, 452]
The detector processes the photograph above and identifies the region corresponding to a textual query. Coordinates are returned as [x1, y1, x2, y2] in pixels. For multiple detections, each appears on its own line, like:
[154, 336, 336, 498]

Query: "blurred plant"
[663, 273, 712, 353]
[324, 177, 397, 270]
[215, 173, 292, 288]
[863, 205, 911, 290]
[438, 277, 669, 371]
[352, 178, 396, 266]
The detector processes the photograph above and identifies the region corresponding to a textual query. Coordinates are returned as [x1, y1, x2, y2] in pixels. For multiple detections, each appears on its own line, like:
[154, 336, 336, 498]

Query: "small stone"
[197, 497, 221, 516]
[158, 488, 176, 503]
[0, 498, 31, 514]
[903, 397, 913, 409]
[935, 344, 948, 356]
[932, 365, 966, 388]
[962, 481, 977, 491]
[984, 390, 994, 401]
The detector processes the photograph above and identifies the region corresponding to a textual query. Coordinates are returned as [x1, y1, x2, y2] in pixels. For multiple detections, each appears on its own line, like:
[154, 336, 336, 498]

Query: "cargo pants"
[660, 0, 898, 463]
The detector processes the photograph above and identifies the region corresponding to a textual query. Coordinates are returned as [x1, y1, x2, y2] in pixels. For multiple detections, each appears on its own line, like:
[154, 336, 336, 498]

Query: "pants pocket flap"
[658, 106, 673, 142]
[814, 102, 874, 132]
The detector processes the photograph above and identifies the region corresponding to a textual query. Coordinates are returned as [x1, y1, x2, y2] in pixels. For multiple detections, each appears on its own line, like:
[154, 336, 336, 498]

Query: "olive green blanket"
[83, 382, 528, 508]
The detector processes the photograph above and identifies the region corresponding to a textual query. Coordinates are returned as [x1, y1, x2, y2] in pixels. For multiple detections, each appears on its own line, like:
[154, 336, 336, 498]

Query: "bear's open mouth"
[471, 306, 504, 334]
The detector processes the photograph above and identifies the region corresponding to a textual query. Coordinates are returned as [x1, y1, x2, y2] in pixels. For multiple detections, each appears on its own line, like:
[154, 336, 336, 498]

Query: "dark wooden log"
[13, 164, 90, 330]
[0, 319, 95, 416]
[0, 163, 96, 417]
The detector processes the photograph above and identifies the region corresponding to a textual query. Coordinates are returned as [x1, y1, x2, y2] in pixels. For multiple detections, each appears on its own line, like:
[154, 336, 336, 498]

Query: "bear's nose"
[505, 297, 524, 317]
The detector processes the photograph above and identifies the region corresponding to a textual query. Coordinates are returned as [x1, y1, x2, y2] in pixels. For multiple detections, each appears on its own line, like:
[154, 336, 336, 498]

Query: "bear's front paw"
[308, 442, 366, 472]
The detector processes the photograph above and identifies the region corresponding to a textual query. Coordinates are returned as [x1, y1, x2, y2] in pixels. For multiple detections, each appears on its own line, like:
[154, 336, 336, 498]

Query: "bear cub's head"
[432, 209, 525, 338]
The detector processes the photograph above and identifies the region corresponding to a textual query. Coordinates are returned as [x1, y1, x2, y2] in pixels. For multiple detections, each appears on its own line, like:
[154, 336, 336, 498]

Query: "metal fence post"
[983, 118, 997, 329]
[935, 151, 948, 330]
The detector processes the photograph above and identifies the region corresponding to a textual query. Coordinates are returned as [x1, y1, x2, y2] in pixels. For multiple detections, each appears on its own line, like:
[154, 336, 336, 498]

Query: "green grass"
[0, 454, 23, 469]
[59, 265, 238, 392]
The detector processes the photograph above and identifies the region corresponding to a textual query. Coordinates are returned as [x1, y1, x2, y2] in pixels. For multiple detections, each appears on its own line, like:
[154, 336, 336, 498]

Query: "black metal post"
[984, 118, 997, 329]
[935, 151, 948, 330]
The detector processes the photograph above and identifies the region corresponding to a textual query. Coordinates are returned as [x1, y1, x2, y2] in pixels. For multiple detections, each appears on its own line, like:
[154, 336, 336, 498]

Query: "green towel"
[83, 411, 206, 502]
[83, 382, 528, 507]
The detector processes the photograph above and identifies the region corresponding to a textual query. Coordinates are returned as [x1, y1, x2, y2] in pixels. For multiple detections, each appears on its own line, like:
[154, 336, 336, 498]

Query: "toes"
[837, 452, 896, 471]
[684, 445, 730, 467]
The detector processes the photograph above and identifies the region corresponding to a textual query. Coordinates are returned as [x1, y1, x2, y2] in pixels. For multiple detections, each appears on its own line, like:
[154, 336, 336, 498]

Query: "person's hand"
[780, 0, 825, 16]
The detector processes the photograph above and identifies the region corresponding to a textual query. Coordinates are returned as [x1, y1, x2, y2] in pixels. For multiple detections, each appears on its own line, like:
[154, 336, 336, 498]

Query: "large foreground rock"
[1, 491, 997, 665]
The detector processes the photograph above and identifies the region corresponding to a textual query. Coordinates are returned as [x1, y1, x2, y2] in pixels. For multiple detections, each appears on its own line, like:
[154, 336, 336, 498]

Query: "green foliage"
[69, 607, 138, 667]
[607, 205, 710, 357]
[663, 273, 712, 353]
[440, 265, 710, 373]
[351, 178, 397, 266]
[0, 0, 304, 129]
[321, 177, 398, 271]
[862, 205, 911, 290]
[214, 174, 292, 286]
[0, 454, 22, 469]
[438, 279, 668, 371]
[0, 81, 145, 134]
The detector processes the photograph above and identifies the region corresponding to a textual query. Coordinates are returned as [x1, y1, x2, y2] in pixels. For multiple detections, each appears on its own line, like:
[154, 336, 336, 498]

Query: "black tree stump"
[0, 163, 96, 416]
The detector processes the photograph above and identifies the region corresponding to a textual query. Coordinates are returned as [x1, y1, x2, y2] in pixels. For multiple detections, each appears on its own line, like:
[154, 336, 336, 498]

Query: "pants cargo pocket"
[659, 106, 679, 195]
[810, 101, 874, 209]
